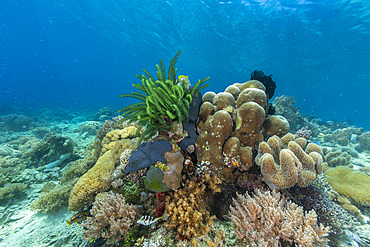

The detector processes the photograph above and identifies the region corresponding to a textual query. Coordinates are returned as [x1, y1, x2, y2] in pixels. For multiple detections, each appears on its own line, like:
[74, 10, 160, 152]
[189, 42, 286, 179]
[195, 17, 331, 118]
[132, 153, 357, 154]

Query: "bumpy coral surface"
[165, 175, 220, 240]
[229, 189, 330, 247]
[196, 80, 289, 183]
[68, 150, 116, 211]
[82, 191, 137, 244]
[325, 166, 370, 206]
[255, 133, 323, 190]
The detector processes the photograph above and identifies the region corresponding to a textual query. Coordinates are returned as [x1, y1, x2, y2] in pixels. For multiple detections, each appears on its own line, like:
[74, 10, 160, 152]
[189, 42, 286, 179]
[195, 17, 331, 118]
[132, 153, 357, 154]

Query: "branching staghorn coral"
[229, 189, 330, 247]
[119, 50, 209, 140]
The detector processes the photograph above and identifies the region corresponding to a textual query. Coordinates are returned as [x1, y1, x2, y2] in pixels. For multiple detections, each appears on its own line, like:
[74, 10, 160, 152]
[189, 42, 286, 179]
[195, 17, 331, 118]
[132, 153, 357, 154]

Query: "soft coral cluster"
[82, 191, 137, 244]
[229, 189, 330, 247]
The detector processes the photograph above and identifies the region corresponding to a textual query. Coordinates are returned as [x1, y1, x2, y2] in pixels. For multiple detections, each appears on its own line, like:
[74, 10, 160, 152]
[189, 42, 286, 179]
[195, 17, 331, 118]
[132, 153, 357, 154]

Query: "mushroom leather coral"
[256, 133, 323, 190]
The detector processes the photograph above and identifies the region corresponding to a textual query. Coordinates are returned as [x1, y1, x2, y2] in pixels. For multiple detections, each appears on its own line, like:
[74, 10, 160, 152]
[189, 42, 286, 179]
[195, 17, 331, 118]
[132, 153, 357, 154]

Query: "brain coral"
[255, 133, 323, 190]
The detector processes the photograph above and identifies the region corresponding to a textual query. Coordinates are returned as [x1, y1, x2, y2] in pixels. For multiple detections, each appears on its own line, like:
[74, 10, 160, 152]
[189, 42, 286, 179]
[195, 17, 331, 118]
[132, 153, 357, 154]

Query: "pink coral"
[82, 191, 137, 244]
[229, 189, 330, 247]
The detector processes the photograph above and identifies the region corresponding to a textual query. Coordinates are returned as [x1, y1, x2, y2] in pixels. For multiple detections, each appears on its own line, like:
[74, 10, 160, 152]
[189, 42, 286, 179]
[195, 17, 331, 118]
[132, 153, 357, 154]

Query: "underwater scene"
[0, 0, 370, 246]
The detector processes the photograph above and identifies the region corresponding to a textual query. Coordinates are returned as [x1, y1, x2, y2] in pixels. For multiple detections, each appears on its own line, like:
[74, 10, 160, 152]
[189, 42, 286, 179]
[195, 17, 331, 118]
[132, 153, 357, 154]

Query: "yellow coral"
[68, 150, 115, 211]
[101, 126, 138, 153]
[165, 177, 217, 240]
[68, 139, 135, 211]
[325, 166, 370, 206]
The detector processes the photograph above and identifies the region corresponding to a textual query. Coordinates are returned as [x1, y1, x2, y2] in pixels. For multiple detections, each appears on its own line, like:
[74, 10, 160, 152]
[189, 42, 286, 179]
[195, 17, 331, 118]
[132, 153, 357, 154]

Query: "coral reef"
[0, 183, 28, 200]
[0, 114, 37, 131]
[322, 147, 352, 167]
[68, 139, 135, 211]
[332, 127, 357, 146]
[73, 121, 101, 136]
[119, 50, 209, 140]
[96, 116, 129, 141]
[165, 175, 220, 240]
[101, 126, 138, 153]
[22, 133, 74, 168]
[229, 189, 330, 247]
[272, 95, 303, 131]
[144, 143, 184, 192]
[295, 126, 312, 140]
[82, 191, 137, 244]
[123, 140, 172, 175]
[31, 181, 76, 213]
[255, 133, 323, 189]
[287, 185, 360, 236]
[196, 79, 289, 183]
[357, 131, 370, 151]
[324, 166, 370, 206]
[31, 147, 98, 213]
[94, 107, 118, 121]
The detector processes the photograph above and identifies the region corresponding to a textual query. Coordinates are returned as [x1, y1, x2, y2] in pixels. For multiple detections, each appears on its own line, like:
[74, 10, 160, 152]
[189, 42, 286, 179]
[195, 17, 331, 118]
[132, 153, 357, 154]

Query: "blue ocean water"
[0, 0, 369, 129]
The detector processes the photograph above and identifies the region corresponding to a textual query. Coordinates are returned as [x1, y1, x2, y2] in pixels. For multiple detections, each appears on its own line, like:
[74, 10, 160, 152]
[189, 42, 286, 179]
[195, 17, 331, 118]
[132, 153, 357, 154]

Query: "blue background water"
[0, 0, 369, 129]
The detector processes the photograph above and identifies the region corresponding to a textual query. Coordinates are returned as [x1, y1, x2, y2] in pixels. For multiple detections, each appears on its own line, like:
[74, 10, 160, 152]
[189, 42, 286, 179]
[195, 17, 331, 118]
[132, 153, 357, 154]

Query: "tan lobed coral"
[255, 133, 323, 190]
[196, 80, 289, 183]
[229, 189, 330, 247]
[82, 191, 137, 244]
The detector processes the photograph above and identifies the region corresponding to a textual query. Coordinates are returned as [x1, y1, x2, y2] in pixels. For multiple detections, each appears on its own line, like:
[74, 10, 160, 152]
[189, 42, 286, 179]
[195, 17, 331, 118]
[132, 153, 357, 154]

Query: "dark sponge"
[123, 139, 172, 175]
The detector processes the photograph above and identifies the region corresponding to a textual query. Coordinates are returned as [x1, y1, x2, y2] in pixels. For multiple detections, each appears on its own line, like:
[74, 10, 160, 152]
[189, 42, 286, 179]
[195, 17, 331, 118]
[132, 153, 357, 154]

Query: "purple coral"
[82, 191, 137, 244]
[295, 126, 312, 140]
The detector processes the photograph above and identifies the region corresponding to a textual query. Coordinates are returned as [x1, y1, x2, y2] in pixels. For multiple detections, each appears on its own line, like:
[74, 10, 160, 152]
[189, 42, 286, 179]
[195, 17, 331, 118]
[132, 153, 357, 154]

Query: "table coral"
[324, 166, 370, 206]
[255, 133, 323, 190]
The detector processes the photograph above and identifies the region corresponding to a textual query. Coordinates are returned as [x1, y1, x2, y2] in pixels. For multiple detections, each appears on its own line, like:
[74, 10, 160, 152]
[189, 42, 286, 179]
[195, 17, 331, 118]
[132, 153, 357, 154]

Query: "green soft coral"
[119, 50, 209, 140]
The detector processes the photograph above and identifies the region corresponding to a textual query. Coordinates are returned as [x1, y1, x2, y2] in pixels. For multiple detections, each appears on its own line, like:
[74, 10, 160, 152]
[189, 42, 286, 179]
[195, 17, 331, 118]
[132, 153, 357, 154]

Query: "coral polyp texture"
[195, 79, 289, 182]
[255, 133, 324, 190]
[82, 191, 137, 244]
[118, 50, 209, 141]
[229, 189, 330, 247]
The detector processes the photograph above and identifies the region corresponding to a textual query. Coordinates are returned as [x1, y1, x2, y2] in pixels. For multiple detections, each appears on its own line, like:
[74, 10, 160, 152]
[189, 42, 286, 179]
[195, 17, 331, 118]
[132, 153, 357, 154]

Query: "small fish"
[177, 75, 190, 89]
[67, 210, 90, 226]
[137, 215, 165, 226]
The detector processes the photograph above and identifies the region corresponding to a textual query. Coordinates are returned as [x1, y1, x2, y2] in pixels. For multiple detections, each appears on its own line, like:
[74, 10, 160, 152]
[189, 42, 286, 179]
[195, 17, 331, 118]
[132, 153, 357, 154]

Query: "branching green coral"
[119, 50, 209, 140]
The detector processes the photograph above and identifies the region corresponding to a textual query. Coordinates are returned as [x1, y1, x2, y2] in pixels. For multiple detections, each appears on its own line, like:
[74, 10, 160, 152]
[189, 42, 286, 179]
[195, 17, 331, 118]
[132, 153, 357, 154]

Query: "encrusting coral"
[229, 189, 330, 247]
[82, 191, 137, 244]
[255, 133, 323, 190]
[118, 50, 209, 141]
